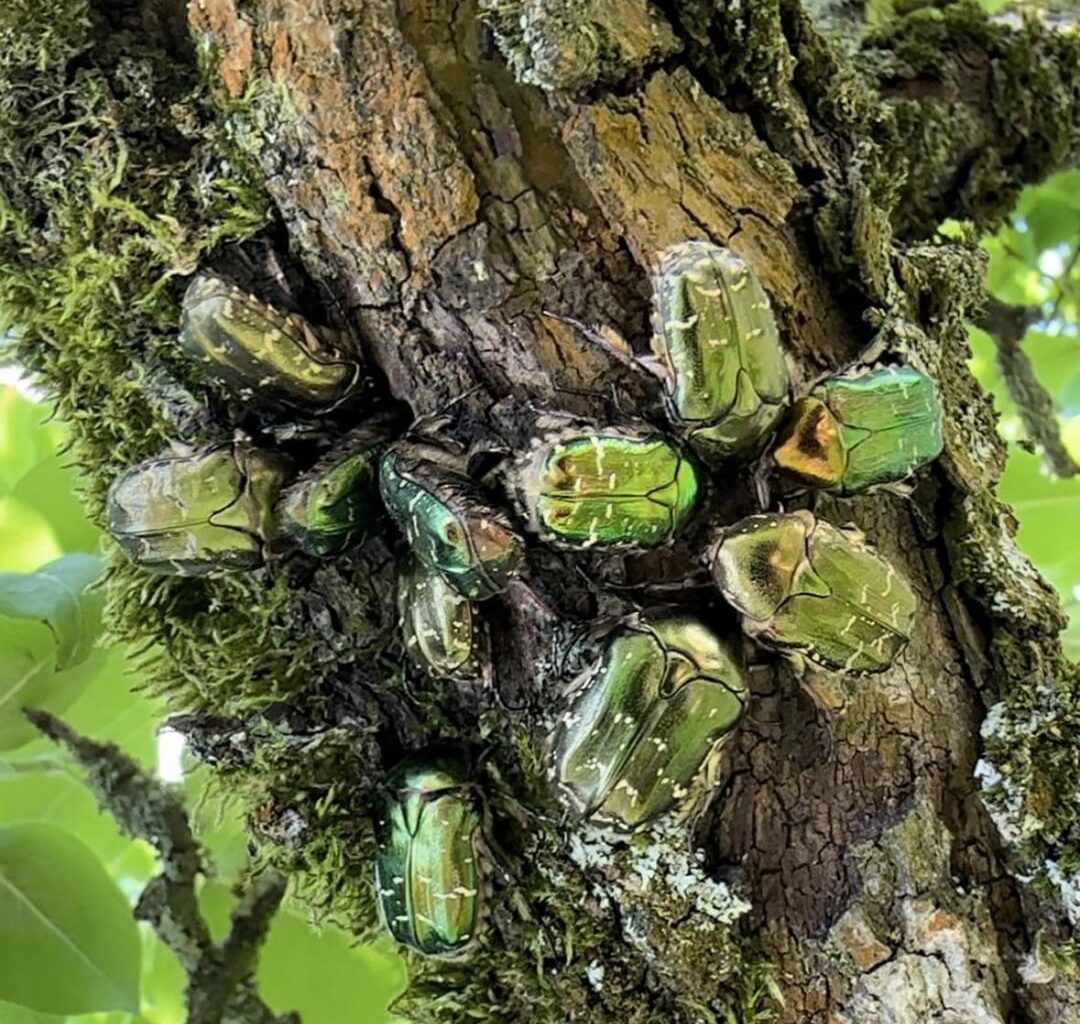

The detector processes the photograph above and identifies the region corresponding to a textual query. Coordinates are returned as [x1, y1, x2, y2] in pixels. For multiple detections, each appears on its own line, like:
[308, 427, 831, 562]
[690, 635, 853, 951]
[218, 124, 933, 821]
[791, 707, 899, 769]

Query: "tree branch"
[26, 710, 298, 1024]
[865, 2, 1080, 237]
[976, 296, 1078, 478]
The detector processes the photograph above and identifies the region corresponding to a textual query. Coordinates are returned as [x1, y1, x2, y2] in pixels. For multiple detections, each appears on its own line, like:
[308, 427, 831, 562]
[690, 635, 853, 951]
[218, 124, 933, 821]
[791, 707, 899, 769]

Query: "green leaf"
[0, 497, 63, 573]
[1063, 415, 1080, 464]
[10, 455, 101, 556]
[198, 883, 406, 1024]
[0, 389, 61, 497]
[0, 555, 103, 669]
[0, 1000, 65, 1024]
[1023, 327, 1080, 411]
[0, 823, 140, 1015]
[0, 386, 100, 559]
[257, 913, 406, 1024]
[999, 448, 1080, 653]
[0, 555, 107, 751]
[1061, 372, 1080, 418]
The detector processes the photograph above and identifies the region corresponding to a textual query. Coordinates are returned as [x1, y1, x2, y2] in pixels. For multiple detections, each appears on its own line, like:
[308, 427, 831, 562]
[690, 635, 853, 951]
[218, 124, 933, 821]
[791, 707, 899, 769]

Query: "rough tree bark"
[6, 0, 1080, 1022]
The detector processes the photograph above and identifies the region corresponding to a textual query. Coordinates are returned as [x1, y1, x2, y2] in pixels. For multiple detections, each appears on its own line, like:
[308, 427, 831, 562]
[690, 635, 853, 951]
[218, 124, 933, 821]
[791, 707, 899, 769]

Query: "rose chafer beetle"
[279, 427, 386, 556]
[374, 749, 482, 956]
[650, 240, 791, 464]
[709, 510, 916, 673]
[180, 272, 363, 410]
[106, 441, 291, 575]
[771, 365, 943, 495]
[379, 439, 525, 600]
[511, 423, 700, 549]
[551, 612, 749, 829]
[397, 554, 489, 683]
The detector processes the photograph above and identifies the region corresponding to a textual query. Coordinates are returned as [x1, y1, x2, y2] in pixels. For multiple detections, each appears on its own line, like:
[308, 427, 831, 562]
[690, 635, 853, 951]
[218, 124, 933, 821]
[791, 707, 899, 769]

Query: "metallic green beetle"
[180, 273, 362, 409]
[710, 510, 916, 673]
[511, 425, 700, 549]
[373, 750, 482, 956]
[551, 612, 749, 829]
[650, 240, 791, 463]
[772, 366, 943, 495]
[279, 428, 385, 556]
[397, 554, 488, 682]
[379, 440, 525, 600]
[106, 442, 291, 575]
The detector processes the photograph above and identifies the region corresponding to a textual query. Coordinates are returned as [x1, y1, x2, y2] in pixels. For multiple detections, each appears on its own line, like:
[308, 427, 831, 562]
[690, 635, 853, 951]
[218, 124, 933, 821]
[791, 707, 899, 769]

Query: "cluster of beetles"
[106, 240, 944, 956]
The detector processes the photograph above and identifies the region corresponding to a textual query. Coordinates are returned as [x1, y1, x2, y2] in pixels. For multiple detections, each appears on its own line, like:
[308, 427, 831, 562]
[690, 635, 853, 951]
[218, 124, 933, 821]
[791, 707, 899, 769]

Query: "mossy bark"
[6, 0, 1080, 1021]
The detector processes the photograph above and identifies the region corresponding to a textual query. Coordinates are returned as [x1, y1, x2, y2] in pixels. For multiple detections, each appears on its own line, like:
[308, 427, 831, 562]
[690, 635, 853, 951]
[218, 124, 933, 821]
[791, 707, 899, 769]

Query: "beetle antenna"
[541, 309, 637, 366]
[751, 460, 772, 510]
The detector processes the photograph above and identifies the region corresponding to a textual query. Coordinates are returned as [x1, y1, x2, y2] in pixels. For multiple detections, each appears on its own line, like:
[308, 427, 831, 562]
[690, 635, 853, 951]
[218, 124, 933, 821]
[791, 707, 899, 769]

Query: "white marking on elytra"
[844, 644, 867, 671]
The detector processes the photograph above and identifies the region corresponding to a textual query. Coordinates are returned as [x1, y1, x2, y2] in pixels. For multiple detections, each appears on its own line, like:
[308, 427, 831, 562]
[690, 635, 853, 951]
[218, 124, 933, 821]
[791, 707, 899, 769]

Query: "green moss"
[107, 559, 389, 709]
[237, 724, 384, 930]
[866, 2, 1080, 233]
[396, 899, 774, 1024]
[0, 1, 269, 495]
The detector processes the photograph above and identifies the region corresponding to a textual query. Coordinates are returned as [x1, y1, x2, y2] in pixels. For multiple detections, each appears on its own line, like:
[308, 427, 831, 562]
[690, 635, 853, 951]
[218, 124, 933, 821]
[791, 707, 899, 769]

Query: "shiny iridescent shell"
[551, 612, 749, 829]
[651, 241, 790, 463]
[709, 510, 916, 673]
[105, 442, 291, 575]
[180, 273, 362, 409]
[772, 366, 943, 495]
[397, 554, 488, 682]
[373, 750, 481, 956]
[379, 440, 525, 600]
[279, 429, 386, 556]
[511, 425, 700, 549]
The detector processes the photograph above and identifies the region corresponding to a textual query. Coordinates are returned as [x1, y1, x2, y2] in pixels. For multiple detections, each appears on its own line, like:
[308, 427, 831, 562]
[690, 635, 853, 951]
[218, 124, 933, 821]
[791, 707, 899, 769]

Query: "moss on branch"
[866, 2, 1080, 236]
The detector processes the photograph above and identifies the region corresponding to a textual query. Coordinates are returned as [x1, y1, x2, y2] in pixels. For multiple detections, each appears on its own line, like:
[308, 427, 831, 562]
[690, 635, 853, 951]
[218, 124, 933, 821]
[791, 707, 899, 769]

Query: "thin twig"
[1047, 242, 1080, 328]
[27, 710, 299, 1024]
[976, 297, 1078, 478]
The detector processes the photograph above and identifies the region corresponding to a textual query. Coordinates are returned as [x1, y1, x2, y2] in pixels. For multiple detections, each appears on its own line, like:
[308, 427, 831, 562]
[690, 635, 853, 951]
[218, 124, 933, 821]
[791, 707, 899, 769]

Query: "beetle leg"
[848, 330, 891, 370]
[750, 458, 772, 511]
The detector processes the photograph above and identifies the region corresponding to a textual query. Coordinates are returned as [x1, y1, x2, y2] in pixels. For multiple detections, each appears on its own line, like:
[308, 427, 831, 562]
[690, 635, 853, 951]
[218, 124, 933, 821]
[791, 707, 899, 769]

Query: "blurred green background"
[0, 164, 1078, 1024]
[0, 381, 407, 1019]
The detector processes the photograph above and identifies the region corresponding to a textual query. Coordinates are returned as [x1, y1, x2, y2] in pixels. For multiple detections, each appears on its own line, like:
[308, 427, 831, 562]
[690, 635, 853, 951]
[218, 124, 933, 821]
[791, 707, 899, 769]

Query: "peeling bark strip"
[8, 0, 1078, 1021]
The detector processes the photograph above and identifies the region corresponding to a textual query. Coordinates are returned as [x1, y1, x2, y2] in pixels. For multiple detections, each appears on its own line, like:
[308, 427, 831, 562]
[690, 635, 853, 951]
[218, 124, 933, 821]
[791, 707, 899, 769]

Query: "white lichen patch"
[976, 699, 1051, 849]
[564, 816, 750, 962]
[1045, 860, 1080, 927]
[585, 959, 605, 992]
[837, 794, 1013, 1023]
[478, 0, 679, 93]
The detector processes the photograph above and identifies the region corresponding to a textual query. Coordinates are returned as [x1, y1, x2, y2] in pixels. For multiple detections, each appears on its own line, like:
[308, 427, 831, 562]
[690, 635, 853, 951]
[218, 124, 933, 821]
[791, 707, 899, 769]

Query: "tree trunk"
[9, 0, 1080, 1021]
